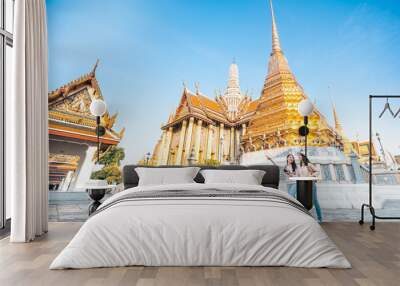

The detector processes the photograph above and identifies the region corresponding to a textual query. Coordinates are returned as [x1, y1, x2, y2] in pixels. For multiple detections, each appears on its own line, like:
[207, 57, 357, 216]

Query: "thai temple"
[48, 62, 124, 191]
[150, 0, 400, 190]
[153, 1, 345, 165]
[152, 62, 257, 166]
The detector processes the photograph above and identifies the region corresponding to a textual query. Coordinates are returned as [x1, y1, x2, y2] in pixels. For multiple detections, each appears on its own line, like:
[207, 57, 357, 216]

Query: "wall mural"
[47, 0, 400, 222]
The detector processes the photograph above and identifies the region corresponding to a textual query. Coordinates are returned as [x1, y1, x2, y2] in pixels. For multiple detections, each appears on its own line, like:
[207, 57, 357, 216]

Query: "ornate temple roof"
[162, 86, 257, 129]
[162, 61, 258, 129]
[48, 60, 101, 102]
[48, 61, 124, 145]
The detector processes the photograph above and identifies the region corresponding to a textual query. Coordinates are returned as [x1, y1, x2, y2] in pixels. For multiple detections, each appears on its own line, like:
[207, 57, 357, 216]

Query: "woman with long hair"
[298, 153, 322, 222]
[284, 153, 298, 198]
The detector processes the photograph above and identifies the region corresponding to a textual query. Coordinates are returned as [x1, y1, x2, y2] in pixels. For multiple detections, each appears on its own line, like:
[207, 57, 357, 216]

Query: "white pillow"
[200, 169, 266, 185]
[135, 167, 200, 186]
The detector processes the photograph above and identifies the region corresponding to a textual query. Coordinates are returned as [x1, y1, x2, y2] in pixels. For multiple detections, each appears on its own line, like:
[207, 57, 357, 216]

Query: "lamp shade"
[298, 99, 314, 116]
[90, 99, 107, 117]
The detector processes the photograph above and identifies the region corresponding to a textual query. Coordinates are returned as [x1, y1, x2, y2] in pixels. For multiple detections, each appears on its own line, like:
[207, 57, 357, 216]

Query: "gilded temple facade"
[48, 62, 124, 191]
[152, 63, 258, 165]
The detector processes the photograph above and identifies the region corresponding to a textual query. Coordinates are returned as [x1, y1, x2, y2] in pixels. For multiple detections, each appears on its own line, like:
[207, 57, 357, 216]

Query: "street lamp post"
[89, 99, 107, 163]
[88, 99, 108, 215]
[298, 99, 314, 157]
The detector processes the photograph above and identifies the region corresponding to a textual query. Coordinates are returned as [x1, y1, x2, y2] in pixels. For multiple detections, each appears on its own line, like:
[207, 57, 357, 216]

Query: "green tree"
[98, 146, 125, 166]
[91, 146, 125, 184]
[91, 165, 122, 184]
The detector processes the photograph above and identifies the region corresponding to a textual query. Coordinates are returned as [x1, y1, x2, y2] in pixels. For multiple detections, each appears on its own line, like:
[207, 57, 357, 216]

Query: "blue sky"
[46, 0, 400, 163]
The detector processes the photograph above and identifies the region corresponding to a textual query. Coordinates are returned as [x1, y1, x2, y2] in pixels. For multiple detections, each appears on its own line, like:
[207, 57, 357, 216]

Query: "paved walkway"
[49, 192, 112, 222]
[49, 196, 400, 222]
[49, 200, 89, 222]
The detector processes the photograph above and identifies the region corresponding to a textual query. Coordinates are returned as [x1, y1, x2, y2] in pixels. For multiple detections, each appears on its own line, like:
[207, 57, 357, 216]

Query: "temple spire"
[223, 61, 243, 119]
[226, 61, 240, 90]
[331, 100, 344, 134]
[269, 0, 282, 53]
[331, 100, 354, 155]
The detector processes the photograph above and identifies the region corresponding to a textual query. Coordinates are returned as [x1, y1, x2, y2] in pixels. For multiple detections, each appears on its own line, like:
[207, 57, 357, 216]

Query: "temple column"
[242, 123, 247, 136]
[74, 145, 97, 191]
[194, 120, 203, 162]
[214, 126, 219, 160]
[230, 127, 235, 163]
[236, 128, 241, 162]
[60, 171, 74, 191]
[183, 117, 195, 164]
[206, 124, 213, 160]
[218, 123, 224, 162]
[175, 120, 187, 165]
[157, 129, 167, 165]
[58, 177, 66, 191]
[162, 127, 173, 165]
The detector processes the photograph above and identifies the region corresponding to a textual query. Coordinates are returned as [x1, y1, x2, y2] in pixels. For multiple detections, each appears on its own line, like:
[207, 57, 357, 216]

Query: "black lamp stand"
[95, 116, 106, 162]
[88, 116, 107, 215]
[299, 116, 309, 157]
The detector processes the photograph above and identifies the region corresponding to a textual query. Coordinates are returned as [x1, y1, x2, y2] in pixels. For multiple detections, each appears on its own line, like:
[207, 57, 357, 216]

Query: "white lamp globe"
[298, 99, 314, 116]
[90, 99, 107, 117]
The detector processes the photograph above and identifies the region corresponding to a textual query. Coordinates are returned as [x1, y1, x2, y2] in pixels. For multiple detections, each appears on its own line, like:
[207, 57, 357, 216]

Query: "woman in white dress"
[284, 154, 298, 198]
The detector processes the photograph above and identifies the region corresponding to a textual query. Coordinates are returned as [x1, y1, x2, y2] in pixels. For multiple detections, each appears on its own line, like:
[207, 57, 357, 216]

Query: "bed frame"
[123, 165, 280, 190]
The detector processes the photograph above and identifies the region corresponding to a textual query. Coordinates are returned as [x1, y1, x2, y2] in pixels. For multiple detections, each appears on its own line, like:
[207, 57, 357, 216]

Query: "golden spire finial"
[269, 0, 282, 53]
[91, 59, 100, 75]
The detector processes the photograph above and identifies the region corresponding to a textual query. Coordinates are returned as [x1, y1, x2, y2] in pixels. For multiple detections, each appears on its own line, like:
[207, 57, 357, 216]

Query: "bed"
[50, 165, 350, 269]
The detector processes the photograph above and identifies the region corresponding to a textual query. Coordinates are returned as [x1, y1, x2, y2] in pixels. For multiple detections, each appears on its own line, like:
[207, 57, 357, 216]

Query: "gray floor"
[49, 195, 400, 222]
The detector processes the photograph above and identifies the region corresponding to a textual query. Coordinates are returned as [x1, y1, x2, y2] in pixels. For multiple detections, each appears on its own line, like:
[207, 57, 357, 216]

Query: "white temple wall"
[59, 171, 74, 191]
[49, 140, 95, 191]
[316, 183, 400, 209]
[74, 146, 97, 191]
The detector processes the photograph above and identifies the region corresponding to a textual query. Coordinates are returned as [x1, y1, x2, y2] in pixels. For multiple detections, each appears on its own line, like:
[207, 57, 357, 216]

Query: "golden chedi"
[241, 0, 341, 153]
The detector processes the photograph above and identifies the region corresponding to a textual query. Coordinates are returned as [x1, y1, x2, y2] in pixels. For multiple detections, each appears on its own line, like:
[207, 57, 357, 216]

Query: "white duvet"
[50, 183, 351, 269]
